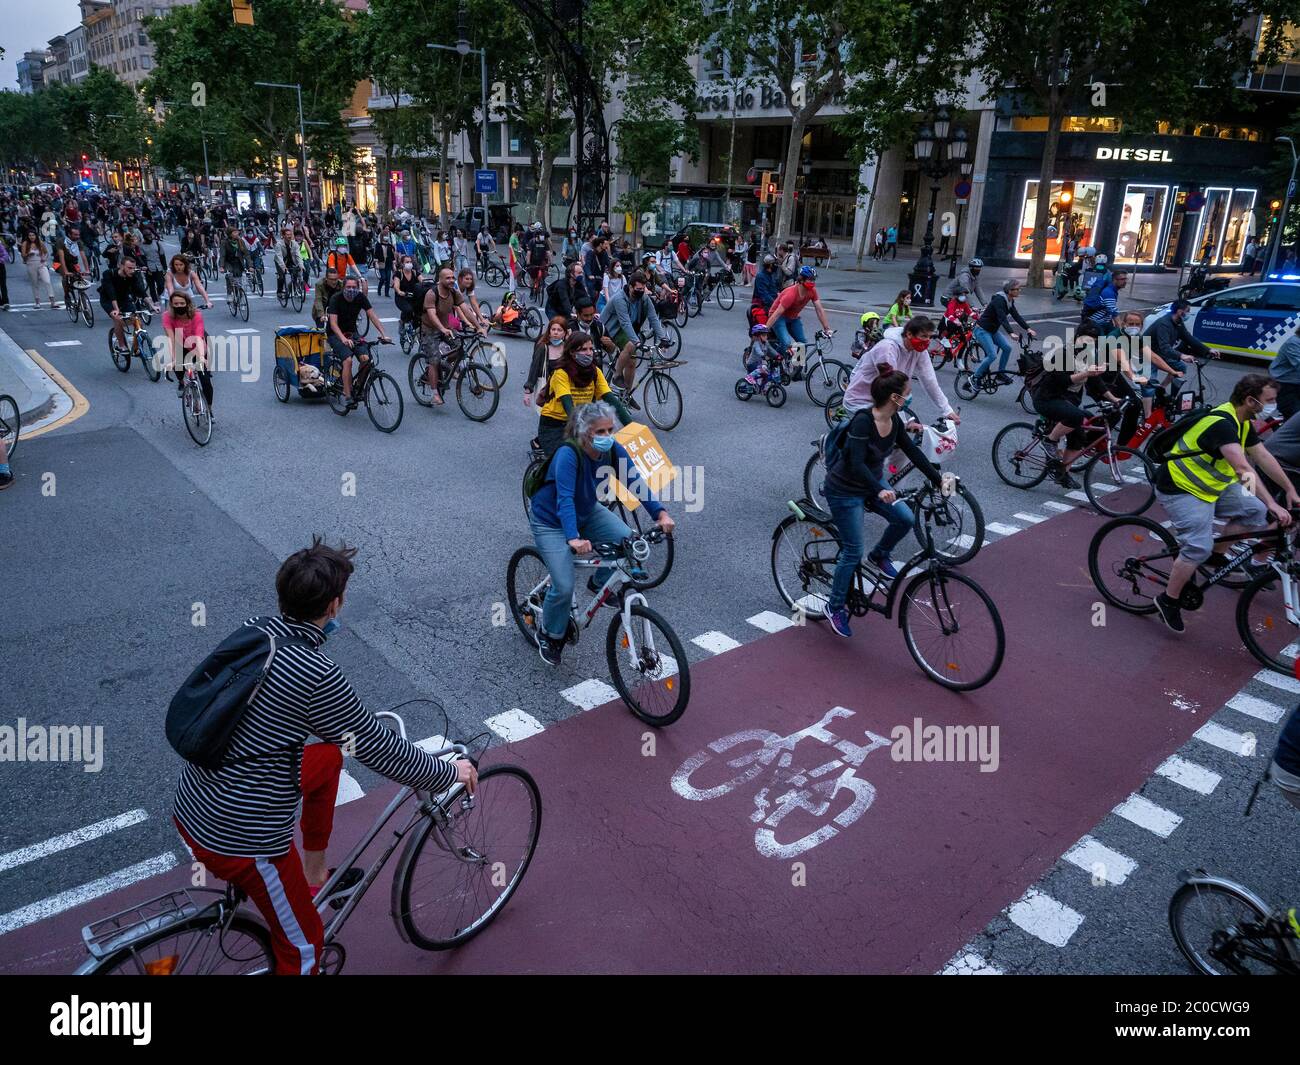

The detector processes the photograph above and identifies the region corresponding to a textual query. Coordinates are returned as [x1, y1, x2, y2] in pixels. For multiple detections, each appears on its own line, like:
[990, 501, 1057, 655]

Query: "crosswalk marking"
[1194, 721, 1254, 756]
[1066, 490, 1090, 502]
[561, 678, 620, 710]
[228, 328, 258, 335]
[335, 770, 364, 805]
[0, 810, 148, 873]
[1062, 835, 1137, 885]
[986, 522, 1021, 537]
[1041, 500, 1074, 512]
[1006, 889, 1083, 947]
[941, 951, 1003, 975]
[1013, 512, 1046, 524]
[1226, 693, 1287, 724]
[1090, 482, 1119, 494]
[46, 340, 82, 347]
[692, 631, 741, 655]
[1112, 794, 1182, 838]
[0, 853, 179, 937]
[1155, 755, 1221, 794]
[1253, 669, 1300, 695]
[747, 610, 796, 633]
[952, 534, 975, 550]
[486, 709, 545, 741]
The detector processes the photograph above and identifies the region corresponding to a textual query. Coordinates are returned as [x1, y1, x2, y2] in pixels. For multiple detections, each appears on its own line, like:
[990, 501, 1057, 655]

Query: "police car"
[1143, 280, 1300, 362]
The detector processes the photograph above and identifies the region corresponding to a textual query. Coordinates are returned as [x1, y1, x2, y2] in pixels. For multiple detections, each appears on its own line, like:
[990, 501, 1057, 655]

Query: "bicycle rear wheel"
[505, 546, 550, 643]
[1087, 516, 1177, 615]
[992, 422, 1051, 489]
[408, 353, 435, 406]
[1238, 567, 1300, 676]
[642, 370, 682, 431]
[770, 513, 837, 620]
[606, 604, 690, 726]
[0, 393, 19, 462]
[85, 913, 273, 975]
[456, 362, 501, 422]
[1168, 879, 1279, 975]
[82, 294, 95, 327]
[899, 568, 1005, 691]
[802, 449, 823, 502]
[1083, 448, 1156, 516]
[396, 764, 542, 951]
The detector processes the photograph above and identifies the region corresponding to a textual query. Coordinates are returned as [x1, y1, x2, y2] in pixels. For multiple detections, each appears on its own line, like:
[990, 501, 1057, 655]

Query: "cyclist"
[163, 289, 213, 415]
[531, 331, 633, 456]
[527, 399, 674, 666]
[222, 226, 248, 297]
[970, 278, 1036, 389]
[326, 235, 364, 294]
[822, 363, 947, 638]
[415, 265, 487, 402]
[767, 265, 833, 363]
[568, 298, 617, 366]
[1146, 298, 1212, 392]
[392, 255, 421, 328]
[165, 253, 213, 309]
[99, 256, 158, 355]
[455, 266, 490, 326]
[1029, 336, 1107, 490]
[273, 226, 303, 302]
[1079, 268, 1128, 338]
[942, 257, 986, 308]
[139, 226, 168, 301]
[751, 253, 780, 326]
[474, 224, 495, 274]
[599, 270, 671, 408]
[172, 539, 474, 975]
[53, 223, 88, 308]
[311, 265, 344, 327]
[1269, 681, 1300, 811]
[546, 259, 586, 320]
[842, 316, 961, 424]
[524, 222, 551, 300]
[328, 275, 390, 409]
[1152, 374, 1300, 633]
[241, 225, 265, 281]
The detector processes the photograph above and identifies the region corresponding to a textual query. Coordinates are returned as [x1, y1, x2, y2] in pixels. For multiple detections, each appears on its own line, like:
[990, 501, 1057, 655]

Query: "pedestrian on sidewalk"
[939, 218, 953, 258]
[0, 232, 11, 310]
[20, 230, 57, 309]
[872, 228, 885, 260]
[886, 224, 898, 260]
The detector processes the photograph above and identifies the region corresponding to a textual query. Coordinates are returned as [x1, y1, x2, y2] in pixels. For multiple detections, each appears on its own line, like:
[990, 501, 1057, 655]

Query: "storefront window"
[1015, 180, 1104, 259]
[1188, 187, 1257, 265]
[1113, 184, 1169, 266]
[1221, 190, 1257, 265]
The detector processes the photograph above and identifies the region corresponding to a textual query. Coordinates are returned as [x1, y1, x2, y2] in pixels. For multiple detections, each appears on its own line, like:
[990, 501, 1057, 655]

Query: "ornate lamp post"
[906, 107, 967, 306]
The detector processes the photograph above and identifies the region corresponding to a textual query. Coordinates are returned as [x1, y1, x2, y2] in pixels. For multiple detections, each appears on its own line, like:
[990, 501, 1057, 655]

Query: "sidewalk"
[0, 322, 66, 425]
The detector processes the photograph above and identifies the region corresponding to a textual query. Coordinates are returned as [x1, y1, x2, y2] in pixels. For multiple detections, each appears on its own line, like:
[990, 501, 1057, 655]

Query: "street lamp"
[907, 107, 968, 306]
[1268, 135, 1299, 279]
[254, 82, 310, 208]
[429, 6, 489, 216]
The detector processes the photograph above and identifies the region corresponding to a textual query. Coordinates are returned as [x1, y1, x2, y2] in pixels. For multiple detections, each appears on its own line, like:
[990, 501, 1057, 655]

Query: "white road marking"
[1041, 500, 1074, 512]
[1006, 889, 1083, 947]
[1155, 755, 1222, 795]
[335, 770, 364, 805]
[986, 522, 1021, 537]
[1194, 721, 1255, 756]
[0, 810, 148, 873]
[692, 631, 741, 654]
[227, 328, 258, 334]
[1090, 482, 1119, 494]
[1282, 642, 1300, 660]
[1013, 512, 1046, 524]
[379, 316, 400, 322]
[0, 853, 179, 937]
[1254, 669, 1300, 695]
[941, 951, 1003, 975]
[1226, 692, 1287, 724]
[485, 709, 545, 741]
[747, 610, 796, 633]
[1062, 835, 1137, 885]
[952, 534, 975, 550]
[561, 678, 620, 710]
[1112, 794, 1182, 838]
[1066, 490, 1090, 502]
[45, 340, 82, 347]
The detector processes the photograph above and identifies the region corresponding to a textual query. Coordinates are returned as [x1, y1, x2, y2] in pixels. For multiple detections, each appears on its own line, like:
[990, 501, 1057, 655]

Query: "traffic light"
[82, 168, 91, 179]
[759, 170, 775, 205]
[231, 0, 254, 25]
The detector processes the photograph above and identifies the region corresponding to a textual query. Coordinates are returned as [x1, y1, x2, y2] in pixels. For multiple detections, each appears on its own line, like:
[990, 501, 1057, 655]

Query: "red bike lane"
[0, 508, 1275, 975]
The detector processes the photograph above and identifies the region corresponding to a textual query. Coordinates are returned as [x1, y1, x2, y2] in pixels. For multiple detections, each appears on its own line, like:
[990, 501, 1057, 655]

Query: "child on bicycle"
[743, 322, 779, 387]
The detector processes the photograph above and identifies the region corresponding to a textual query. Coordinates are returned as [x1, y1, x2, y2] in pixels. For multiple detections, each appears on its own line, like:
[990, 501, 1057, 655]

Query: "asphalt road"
[0, 256, 1292, 975]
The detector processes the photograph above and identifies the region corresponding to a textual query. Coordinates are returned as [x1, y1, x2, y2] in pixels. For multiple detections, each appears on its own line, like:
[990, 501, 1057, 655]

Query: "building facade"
[16, 50, 52, 94]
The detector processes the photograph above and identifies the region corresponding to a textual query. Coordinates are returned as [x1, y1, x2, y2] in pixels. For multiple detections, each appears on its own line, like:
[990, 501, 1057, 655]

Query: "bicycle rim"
[992, 423, 1051, 489]
[366, 372, 404, 432]
[1084, 450, 1155, 517]
[397, 765, 542, 951]
[89, 913, 273, 975]
[606, 604, 690, 726]
[408, 354, 435, 406]
[1087, 517, 1176, 614]
[770, 514, 835, 619]
[456, 363, 500, 422]
[805, 359, 847, 407]
[643, 371, 682, 431]
[899, 569, 1005, 690]
[0, 394, 19, 461]
[505, 546, 550, 643]
[913, 484, 984, 565]
[1169, 881, 1278, 975]
[1238, 568, 1300, 675]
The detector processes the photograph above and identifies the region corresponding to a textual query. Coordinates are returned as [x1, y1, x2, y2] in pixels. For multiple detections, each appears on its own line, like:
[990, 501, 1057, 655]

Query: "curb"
[0, 323, 65, 424]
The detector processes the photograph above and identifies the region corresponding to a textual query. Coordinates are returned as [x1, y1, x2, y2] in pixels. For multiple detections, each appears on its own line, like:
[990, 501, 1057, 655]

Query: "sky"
[1, 0, 84, 92]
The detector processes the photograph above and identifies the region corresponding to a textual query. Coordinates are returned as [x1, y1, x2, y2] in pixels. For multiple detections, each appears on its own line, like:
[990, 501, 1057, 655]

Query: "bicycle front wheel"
[899, 568, 1005, 691]
[715, 281, 734, 310]
[606, 603, 690, 726]
[1083, 448, 1155, 517]
[622, 501, 675, 589]
[1238, 567, 1300, 676]
[805, 358, 851, 408]
[290, 284, 305, 313]
[456, 362, 501, 422]
[84, 912, 274, 975]
[992, 422, 1051, 489]
[0, 393, 20, 462]
[642, 370, 682, 431]
[397, 764, 542, 951]
[237, 286, 249, 322]
[138, 332, 161, 382]
[913, 482, 985, 565]
[82, 294, 95, 328]
[1168, 879, 1279, 975]
[365, 371, 404, 432]
[182, 381, 213, 447]
[1087, 516, 1176, 615]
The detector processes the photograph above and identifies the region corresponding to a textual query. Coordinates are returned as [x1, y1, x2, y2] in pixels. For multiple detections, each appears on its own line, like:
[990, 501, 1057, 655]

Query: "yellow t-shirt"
[540, 367, 611, 422]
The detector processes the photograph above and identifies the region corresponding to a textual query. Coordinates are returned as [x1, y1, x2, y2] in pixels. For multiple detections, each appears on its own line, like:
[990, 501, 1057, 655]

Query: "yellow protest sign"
[608, 422, 677, 511]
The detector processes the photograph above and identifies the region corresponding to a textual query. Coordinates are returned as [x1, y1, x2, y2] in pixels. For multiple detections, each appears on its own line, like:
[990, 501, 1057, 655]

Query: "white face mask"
[1124, 326, 1141, 337]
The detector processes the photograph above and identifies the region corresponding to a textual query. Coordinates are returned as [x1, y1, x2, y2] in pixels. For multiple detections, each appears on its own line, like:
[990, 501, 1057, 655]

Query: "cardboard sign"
[609, 422, 678, 511]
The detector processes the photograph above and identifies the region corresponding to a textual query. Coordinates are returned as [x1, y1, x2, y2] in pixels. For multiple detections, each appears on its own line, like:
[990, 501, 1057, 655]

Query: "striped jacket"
[174, 616, 458, 858]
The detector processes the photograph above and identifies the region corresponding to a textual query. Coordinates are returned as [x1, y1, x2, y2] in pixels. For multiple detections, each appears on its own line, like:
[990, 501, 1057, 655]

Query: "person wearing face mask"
[971, 279, 1036, 389]
[532, 331, 633, 457]
[750, 253, 780, 325]
[456, 267, 489, 326]
[600, 269, 671, 407]
[312, 265, 344, 327]
[1107, 309, 1178, 419]
[601, 258, 626, 311]
[414, 266, 487, 402]
[526, 316, 571, 411]
[766, 265, 834, 363]
[842, 316, 961, 425]
[943, 258, 986, 309]
[1146, 298, 1213, 393]
[392, 256, 421, 328]
[373, 225, 395, 297]
[567, 298, 616, 363]
[327, 277, 390, 407]
[545, 259, 586, 320]
[163, 290, 213, 415]
[821, 365, 946, 638]
[527, 400, 674, 666]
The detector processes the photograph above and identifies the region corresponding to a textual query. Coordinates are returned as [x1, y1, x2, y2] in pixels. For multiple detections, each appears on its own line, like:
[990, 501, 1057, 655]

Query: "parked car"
[1143, 280, 1300, 361]
[448, 203, 518, 239]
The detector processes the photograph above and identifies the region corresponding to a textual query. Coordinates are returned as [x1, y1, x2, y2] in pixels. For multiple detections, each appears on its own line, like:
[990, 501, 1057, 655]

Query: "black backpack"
[1018, 346, 1046, 395]
[1147, 407, 1235, 467]
[524, 439, 583, 498]
[166, 624, 310, 770]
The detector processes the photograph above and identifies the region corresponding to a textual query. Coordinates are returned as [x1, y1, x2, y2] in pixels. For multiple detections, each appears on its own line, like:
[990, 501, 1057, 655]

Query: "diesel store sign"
[1095, 147, 1174, 162]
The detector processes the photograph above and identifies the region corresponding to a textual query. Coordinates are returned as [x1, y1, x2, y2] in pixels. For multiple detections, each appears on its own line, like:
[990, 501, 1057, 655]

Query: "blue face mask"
[591, 434, 615, 453]
[323, 617, 341, 637]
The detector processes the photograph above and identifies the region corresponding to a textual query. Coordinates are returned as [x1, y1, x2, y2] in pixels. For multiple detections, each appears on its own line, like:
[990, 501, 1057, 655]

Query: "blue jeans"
[530, 508, 633, 639]
[971, 326, 1012, 380]
[770, 315, 807, 357]
[823, 490, 915, 611]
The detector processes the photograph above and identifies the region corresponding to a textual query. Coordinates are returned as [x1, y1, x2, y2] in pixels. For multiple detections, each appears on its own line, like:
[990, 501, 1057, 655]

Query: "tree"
[958, 0, 1300, 286]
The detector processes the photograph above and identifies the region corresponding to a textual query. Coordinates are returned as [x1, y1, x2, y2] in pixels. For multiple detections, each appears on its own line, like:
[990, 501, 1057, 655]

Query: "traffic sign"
[474, 169, 498, 195]
[954, 179, 972, 200]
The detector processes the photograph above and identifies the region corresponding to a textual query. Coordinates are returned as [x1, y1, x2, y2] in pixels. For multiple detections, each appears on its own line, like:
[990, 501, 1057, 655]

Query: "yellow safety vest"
[1166, 402, 1249, 503]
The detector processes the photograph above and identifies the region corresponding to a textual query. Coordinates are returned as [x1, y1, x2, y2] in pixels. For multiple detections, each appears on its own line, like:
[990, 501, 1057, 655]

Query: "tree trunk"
[535, 67, 556, 228]
[855, 150, 883, 266]
[437, 122, 451, 229]
[775, 108, 807, 241]
[380, 140, 393, 219]
[1027, 104, 1064, 288]
[723, 88, 738, 222]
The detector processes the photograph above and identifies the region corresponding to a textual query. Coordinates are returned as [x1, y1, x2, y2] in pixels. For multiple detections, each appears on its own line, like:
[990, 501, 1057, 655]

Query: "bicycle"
[178, 365, 212, 447]
[225, 271, 250, 322]
[929, 317, 975, 372]
[0, 393, 19, 462]
[406, 333, 502, 422]
[74, 705, 540, 973]
[248, 254, 266, 298]
[787, 332, 850, 409]
[1088, 509, 1300, 674]
[617, 333, 685, 432]
[108, 304, 160, 382]
[992, 398, 1157, 517]
[1168, 870, 1300, 974]
[770, 496, 1005, 690]
[506, 527, 689, 725]
[955, 335, 1039, 414]
[690, 268, 734, 312]
[277, 265, 306, 313]
[325, 335, 405, 432]
[526, 263, 548, 307]
[64, 276, 95, 328]
[801, 419, 986, 565]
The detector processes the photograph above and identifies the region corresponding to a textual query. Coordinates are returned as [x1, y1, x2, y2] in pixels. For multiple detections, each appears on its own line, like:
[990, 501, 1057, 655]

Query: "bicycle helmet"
[762, 254, 776, 267]
[968, 258, 984, 270]
[750, 322, 769, 335]
[335, 235, 348, 247]
[799, 265, 817, 281]
[1095, 254, 1108, 266]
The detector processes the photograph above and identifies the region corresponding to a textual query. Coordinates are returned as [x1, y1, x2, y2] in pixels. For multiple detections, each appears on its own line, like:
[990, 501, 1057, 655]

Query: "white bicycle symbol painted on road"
[671, 706, 890, 859]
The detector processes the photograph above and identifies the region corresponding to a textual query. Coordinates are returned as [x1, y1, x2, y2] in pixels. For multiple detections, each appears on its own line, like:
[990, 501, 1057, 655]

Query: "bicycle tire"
[109, 331, 130, 373]
[642, 370, 682, 431]
[290, 284, 305, 313]
[770, 513, 836, 620]
[66, 291, 80, 323]
[1083, 449, 1156, 517]
[456, 362, 501, 422]
[674, 296, 689, 328]
[273, 365, 291, 403]
[805, 358, 851, 408]
[505, 545, 550, 644]
[277, 282, 289, 308]
[1238, 567, 1300, 676]
[407, 353, 435, 407]
[606, 603, 690, 726]
[237, 286, 249, 322]
[356, 311, 371, 338]
[766, 382, 787, 407]
[83, 912, 274, 975]
[1017, 384, 1037, 415]
[486, 264, 505, 287]
[1087, 516, 1177, 615]
[913, 481, 985, 565]
[523, 307, 542, 342]
[802, 449, 823, 502]
[1168, 879, 1279, 975]
[716, 282, 734, 310]
[898, 568, 1005, 691]
[396, 764, 542, 951]
[226, 285, 239, 318]
[182, 380, 213, 447]
[954, 372, 979, 401]
[82, 295, 95, 328]
[399, 323, 416, 355]
[365, 371, 404, 433]
[662, 320, 683, 360]
[992, 421, 1051, 489]
[0, 393, 20, 462]
[138, 331, 160, 382]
